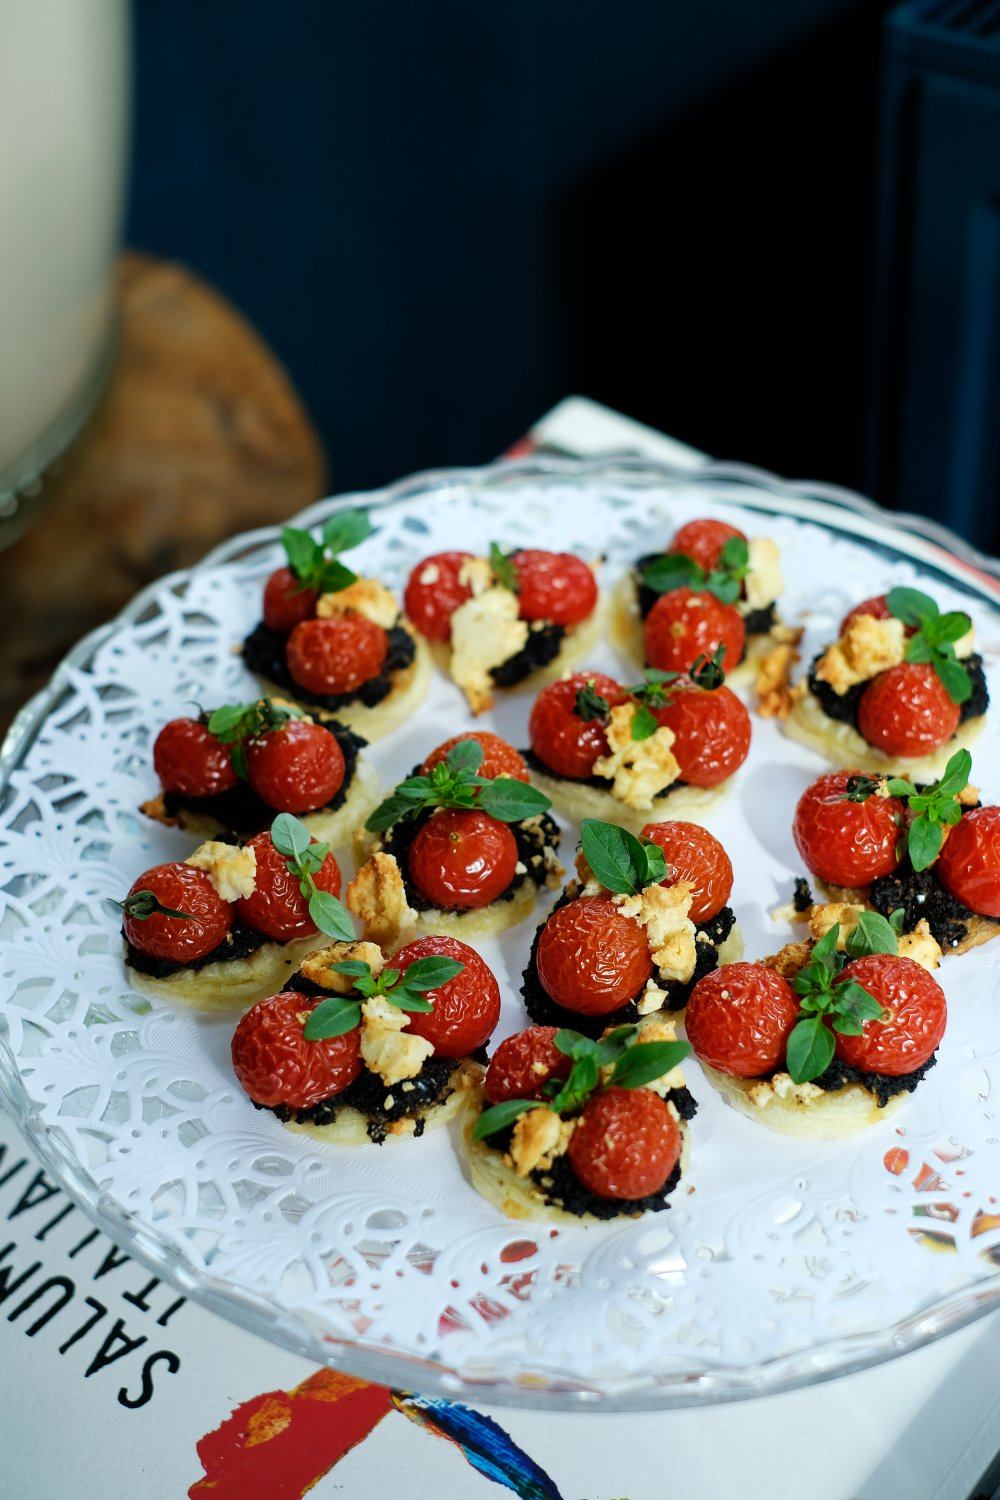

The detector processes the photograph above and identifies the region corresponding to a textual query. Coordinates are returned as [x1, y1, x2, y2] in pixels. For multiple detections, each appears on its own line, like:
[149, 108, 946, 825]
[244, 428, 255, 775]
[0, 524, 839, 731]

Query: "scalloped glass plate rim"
[1, 452, 999, 1413]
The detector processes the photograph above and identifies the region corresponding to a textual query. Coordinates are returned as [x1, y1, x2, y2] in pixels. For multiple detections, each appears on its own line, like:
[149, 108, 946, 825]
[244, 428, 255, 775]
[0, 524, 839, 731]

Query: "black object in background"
[871, 0, 1000, 550]
[130, 2, 903, 520]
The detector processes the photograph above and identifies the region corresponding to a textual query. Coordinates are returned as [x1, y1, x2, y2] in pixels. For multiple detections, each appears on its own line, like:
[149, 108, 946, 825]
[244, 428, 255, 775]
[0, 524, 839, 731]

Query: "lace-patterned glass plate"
[2, 456, 999, 1411]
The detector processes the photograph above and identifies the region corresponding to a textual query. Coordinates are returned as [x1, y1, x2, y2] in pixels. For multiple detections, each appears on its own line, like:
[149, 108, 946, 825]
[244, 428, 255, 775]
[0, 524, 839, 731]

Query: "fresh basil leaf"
[887, 585, 938, 626]
[610, 1039, 690, 1090]
[888, 907, 906, 934]
[934, 654, 973, 705]
[641, 839, 668, 887]
[365, 793, 417, 833]
[398, 955, 464, 991]
[579, 819, 650, 895]
[886, 776, 918, 797]
[705, 572, 741, 605]
[929, 610, 972, 645]
[810, 923, 841, 975]
[554, 1029, 596, 1061]
[207, 703, 250, 739]
[270, 812, 312, 859]
[786, 1016, 835, 1084]
[472, 1098, 544, 1140]
[593, 1025, 638, 1066]
[904, 634, 934, 664]
[445, 739, 485, 776]
[302, 996, 361, 1040]
[307, 890, 355, 941]
[281, 525, 322, 581]
[641, 554, 703, 595]
[385, 987, 434, 1012]
[907, 815, 944, 872]
[322, 509, 371, 556]
[844, 909, 899, 959]
[719, 535, 749, 572]
[630, 703, 659, 741]
[478, 778, 551, 822]
[333, 959, 373, 979]
[832, 979, 884, 1027]
[316, 557, 358, 595]
[936, 748, 972, 797]
[551, 1053, 600, 1113]
[489, 541, 520, 593]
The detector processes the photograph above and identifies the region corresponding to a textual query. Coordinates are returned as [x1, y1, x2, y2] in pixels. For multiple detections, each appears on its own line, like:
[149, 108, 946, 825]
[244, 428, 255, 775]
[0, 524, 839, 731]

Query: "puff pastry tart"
[116, 815, 355, 1009]
[349, 733, 562, 946]
[686, 917, 946, 1139]
[403, 544, 602, 714]
[520, 819, 743, 1038]
[142, 696, 378, 845]
[461, 1016, 694, 1224]
[242, 509, 429, 738]
[782, 588, 989, 776]
[231, 935, 498, 1144]
[611, 516, 787, 685]
[782, 755, 1000, 959]
[525, 656, 751, 833]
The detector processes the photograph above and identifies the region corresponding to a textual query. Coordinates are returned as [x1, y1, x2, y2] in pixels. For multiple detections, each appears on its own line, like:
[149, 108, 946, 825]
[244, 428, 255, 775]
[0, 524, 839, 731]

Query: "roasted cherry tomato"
[235, 831, 342, 941]
[643, 587, 745, 677]
[567, 1086, 680, 1200]
[262, 566, 318, 634]
[839, 594, 895, 634]
[231, 990, 362, 1109]
[403, 551, 475, 642]
[123, 863, 232, 963]
[669, 518, 746, 573]
[245, 719, 346, 814]
[483, 1025, 572, 1104]
[653, 679, 751, 787]
[528, 671, 630, 780]
[536, 896, 652, 1016]
[857, 664, 960, 758]
[834, 954, 946, 1075]
[935, 805, 1000, 918]
[153, 718, 238, 799]
[396, 935, 501, 1056]
[286, 615, 388, 696]
[639, 820, 734, 922]
[406, 809, 518, 911]
[685, 962, 799, 1078]
[420, 731, 529, 782]
[511, 549, 597, 627]
[792, 771, 904, 887]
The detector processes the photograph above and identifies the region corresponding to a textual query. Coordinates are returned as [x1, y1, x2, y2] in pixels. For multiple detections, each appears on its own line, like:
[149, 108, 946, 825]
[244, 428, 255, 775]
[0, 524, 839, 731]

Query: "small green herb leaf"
[302, 996, 362, 1040]
[886, 586, 939, 627]
[641, 554, 702, 595]
[398, 955, 464, 992]
[308, 890, 356, 941]
[321, 510, 372, 556]
[477, 778, 551, 823]
[270, 812, 312, 860]
[786, 1016, 835, 1084]
[630, 702, 659, 741]
[934, 655, 973, 704]
[575, 680, 610, 721]
[472, 1098, 545, 1140]
[580, 819, 664, 895]
[843, 774, 883, 803]
[844, 909, 900, 959]
[489, 541, 520, 593]
[446, 738, 485, 774]
[610, 1039, 690, 1090]
[907, 817, 944, 872]
[281, 525, 323, 581]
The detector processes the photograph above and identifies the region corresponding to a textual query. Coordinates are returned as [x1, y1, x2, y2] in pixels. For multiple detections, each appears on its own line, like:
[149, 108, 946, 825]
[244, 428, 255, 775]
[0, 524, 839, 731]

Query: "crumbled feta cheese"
[449, 586, 529, 714]
[458, 556, 493, 597]
[815, 615, 907, 694]
[360, 994, 433, 1086]
[592, 703, 680, 809]
[613, 880, 696, 983]
[300, 940, 384, 991]
[631, 1014, 687, 1095]
[743, 537, 783, 612]
[316, 577, 398, 630]
[417, 562, 440, 586]
[185, 841, 257, 902]
[955, 624, 975, 659]
[897, 918, 942, 971]
[346, 853, 418, 951]
[636, 978, 669, 1016]
[807, 902, 866, 947]
[756, 638, 801, 720]
[507, 1107, 575, 1177]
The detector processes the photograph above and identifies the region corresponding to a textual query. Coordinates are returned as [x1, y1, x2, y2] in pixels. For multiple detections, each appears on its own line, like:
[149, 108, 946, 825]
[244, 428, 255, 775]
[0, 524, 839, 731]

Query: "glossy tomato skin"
[511, 549, 597, 626]
[857, 664, 960, 758]
[123, 863, 232, 962]
[568, 1087, 680, 1200]
[286, 616, 388, 696]
[232, 991, 362, 1109]
[935, 805, 1000, 918]
[529, 671, 629, 779]
[653, 681, 751, 787]
[153, 718, 238, 799]
[686, 962, 799, 1078]
[834, 954, 946, 1075]
[403, 551, 475, 642]
[643, 587, 745, 677]
[639, 820, 734, 922]
[406, 809, 518, 911]
[484, 1025, 572, 1104]
[839, 594, 894, 634]
[536, 896, 652, 1016]
[235, 832, 342, 941]
[263, 567, 318, 634]
[792, 771, 904, 887]
[669, 518, 746, 573]
[420, 731, 529, 782]
[396, 935, 501, 1056]
[245, 720, 346, 814]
